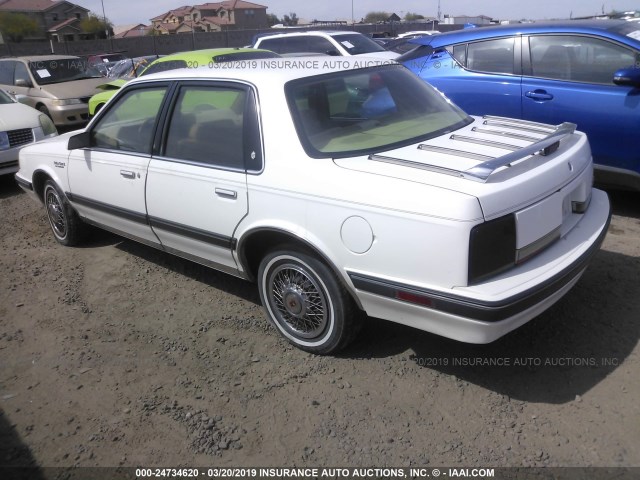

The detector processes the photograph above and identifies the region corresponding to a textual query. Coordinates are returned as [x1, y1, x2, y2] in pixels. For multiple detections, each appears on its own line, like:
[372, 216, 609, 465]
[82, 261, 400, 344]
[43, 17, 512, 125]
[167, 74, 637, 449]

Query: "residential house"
[113, 23, 152, 38]
[150, 1, 268, 35]
[0, 0, 90, 41]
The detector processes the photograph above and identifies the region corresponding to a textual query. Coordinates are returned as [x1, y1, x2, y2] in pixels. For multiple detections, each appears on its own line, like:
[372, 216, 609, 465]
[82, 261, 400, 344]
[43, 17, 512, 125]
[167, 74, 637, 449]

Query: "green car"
[88, 48, 279, 116]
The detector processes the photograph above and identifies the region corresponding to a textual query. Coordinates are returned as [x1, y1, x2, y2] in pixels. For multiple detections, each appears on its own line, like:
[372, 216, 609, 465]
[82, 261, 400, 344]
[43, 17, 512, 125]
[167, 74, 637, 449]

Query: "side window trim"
[244, 88, 264, 174]
[459, 36, 518, 76]
[88, 81, 174, 156]
[156, 80, 256, 172]
[524, 33, 637, 84]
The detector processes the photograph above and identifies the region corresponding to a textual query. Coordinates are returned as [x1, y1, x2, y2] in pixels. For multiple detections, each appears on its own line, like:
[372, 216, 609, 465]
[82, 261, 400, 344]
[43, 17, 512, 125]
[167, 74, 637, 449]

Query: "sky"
[69, 0, 640, 27]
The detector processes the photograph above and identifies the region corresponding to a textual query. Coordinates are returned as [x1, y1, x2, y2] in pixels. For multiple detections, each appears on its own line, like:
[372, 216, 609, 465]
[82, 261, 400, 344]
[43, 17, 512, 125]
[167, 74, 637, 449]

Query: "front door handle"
[120, 170, 136, 179]
[215, 187, 237, 199]
[525, 90, 554, 101]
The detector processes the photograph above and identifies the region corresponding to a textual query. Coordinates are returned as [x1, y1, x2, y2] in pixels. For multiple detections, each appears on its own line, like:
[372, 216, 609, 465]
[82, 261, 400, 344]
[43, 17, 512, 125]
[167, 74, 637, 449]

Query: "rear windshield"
[140, 59, 187, 76]
[28, 59, 103, 85]
[286, 64, 472, 158]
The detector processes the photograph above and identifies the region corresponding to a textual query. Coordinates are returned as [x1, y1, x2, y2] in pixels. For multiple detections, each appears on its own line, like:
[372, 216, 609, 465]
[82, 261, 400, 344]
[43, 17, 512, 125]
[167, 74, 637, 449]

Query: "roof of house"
[197, 1, 267, 9]
[151, 1, 266, 20]
[48, 17, 80, 32]
[0, 0, 88, 12]
[113, 24, 151, 38]
[150, 5, 195, 21]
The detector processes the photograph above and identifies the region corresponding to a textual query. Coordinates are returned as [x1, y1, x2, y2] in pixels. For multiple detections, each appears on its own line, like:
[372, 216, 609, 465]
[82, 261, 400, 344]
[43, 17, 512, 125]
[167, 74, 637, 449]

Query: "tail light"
[468, 214, 516, 285]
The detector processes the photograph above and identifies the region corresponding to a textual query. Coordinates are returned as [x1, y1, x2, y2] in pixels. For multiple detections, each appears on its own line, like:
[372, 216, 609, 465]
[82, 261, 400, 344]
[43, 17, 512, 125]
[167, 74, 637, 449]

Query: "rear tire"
[258, 247, 361, 354]
[43, 180, 86, 246]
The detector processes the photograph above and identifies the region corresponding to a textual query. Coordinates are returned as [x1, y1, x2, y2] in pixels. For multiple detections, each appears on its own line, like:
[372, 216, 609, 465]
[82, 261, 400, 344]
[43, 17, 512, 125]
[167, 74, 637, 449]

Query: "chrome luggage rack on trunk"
[370, 116, 577, 183]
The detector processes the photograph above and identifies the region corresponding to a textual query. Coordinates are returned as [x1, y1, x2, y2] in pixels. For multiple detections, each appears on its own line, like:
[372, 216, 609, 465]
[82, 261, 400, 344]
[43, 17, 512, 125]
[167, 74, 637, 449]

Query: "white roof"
[127, 55, 399, 87]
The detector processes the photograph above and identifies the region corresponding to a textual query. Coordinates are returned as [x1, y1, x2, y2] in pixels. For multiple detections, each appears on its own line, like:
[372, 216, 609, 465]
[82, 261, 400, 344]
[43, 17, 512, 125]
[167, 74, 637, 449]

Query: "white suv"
[252, 30, 399, 59]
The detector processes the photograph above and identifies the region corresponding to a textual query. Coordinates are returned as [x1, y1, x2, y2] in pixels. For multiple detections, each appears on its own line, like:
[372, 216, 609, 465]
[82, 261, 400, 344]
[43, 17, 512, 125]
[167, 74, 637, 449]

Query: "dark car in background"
[85, 52, 128, 76]
[400, 20, 640, 190]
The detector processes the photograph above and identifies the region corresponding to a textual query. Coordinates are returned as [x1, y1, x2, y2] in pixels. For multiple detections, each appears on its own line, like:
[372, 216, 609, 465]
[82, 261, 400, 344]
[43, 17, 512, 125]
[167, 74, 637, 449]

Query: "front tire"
[258, 248, 360, 354]
[43, 180, 85, 246]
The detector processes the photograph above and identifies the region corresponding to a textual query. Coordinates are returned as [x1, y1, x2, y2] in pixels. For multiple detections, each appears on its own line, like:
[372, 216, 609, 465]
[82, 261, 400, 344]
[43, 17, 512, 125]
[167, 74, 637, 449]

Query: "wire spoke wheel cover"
[258, 249, 357, 354]
[45, 185, 67, 240]
[269, 263, 329, 339]
[42, 180, 85, 246]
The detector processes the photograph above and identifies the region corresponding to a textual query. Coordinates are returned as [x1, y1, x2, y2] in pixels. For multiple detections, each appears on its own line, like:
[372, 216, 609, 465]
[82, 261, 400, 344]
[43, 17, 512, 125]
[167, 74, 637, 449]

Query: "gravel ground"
[1, 174, 639, 471]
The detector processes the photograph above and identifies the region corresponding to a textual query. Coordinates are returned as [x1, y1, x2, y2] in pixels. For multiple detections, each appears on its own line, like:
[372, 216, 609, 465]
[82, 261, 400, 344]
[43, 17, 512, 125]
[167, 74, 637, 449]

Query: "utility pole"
[100, 0, 109, 39]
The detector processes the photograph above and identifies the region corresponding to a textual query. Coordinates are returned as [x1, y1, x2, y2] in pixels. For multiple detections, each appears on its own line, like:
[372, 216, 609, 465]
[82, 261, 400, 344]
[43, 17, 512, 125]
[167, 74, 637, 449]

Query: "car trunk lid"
[335, 115, 594, 262]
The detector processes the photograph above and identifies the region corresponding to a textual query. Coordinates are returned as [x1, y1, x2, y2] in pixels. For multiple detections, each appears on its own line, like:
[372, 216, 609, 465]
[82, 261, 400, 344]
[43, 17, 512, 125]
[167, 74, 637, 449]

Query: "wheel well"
[32, 171, 52, 201]
[240, 230, 313, 281]
[239, 229, 363, 309]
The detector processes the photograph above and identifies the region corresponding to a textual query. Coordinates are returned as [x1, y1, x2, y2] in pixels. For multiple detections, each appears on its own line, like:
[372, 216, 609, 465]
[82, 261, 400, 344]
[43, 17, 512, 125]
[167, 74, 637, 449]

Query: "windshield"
[28, 59, 103, 85]
[286, 65, 472, 158]
[331, 34, 387, 54]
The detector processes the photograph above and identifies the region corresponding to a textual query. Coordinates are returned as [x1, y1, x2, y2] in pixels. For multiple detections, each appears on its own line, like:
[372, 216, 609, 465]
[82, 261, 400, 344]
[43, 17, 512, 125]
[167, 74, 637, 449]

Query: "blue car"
[400, 20, 640, 190]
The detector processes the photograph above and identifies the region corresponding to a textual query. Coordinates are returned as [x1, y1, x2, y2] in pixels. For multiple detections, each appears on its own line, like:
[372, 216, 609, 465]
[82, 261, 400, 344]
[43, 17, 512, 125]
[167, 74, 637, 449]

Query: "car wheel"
[43, 180, 85, 246]
[258, 248, 361, 354]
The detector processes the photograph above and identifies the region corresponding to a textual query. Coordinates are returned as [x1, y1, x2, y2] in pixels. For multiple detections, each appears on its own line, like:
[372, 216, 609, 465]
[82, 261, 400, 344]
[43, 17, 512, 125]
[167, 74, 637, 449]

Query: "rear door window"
[163, 85, 248, 170]
[466, 38, 515, 74]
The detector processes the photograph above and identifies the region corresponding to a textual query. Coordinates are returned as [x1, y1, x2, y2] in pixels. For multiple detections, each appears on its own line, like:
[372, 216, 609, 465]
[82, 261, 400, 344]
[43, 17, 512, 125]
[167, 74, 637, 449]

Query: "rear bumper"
[349, 188, 611, 343]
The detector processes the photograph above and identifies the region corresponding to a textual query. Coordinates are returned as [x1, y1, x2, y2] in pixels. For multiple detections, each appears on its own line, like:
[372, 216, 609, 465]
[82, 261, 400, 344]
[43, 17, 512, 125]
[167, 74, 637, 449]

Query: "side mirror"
[15, 78, 32, 88]
[68, 131, 91, 150]
[326, 49, 341, 57]
[613, 67, 640, 88]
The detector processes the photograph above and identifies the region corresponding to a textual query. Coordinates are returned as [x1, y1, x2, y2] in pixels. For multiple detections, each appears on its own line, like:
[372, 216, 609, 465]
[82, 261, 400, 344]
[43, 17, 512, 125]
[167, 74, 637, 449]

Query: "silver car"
[0, 55, 106, 127]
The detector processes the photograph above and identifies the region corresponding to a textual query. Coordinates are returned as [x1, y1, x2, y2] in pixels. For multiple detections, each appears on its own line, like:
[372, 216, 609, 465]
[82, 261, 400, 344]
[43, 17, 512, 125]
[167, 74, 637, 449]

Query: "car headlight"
[51, 98, 83, 106]
[0, 131, 9, 150]
[39, 114, 58, 136]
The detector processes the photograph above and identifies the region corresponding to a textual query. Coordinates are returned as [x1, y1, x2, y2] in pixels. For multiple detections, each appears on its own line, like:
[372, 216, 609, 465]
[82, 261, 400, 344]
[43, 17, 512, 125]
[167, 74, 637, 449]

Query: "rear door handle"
[120, 170, 136, 179]
[215, 187, 237, 199]
[525, 90, 554, 101]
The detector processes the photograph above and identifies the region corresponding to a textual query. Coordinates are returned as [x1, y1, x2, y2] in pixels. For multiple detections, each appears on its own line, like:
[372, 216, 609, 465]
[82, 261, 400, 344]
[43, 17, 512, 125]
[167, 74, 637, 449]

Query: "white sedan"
[15, 59, 611, 354]
[0, 89, 57, 175]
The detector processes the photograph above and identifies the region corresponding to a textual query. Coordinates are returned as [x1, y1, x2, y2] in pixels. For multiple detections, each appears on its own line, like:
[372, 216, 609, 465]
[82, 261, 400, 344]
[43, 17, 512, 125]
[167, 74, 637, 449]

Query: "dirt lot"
[1, 173, 639, 472]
